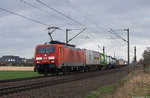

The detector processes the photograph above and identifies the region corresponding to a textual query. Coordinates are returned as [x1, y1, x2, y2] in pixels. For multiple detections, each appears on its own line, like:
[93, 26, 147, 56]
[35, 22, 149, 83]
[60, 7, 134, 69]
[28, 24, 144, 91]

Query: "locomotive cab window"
[37, 46, 55, 53]
[59, 47, 61, 53]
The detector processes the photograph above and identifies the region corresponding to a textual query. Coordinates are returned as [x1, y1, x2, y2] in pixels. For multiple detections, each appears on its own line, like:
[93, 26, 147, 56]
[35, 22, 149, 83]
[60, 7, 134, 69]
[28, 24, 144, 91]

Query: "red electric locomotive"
[34, 41, 85, 75]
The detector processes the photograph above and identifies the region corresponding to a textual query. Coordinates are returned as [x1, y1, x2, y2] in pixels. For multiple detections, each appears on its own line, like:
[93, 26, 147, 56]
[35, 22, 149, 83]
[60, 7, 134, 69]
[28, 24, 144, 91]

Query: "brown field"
[0, 66, 34, 71]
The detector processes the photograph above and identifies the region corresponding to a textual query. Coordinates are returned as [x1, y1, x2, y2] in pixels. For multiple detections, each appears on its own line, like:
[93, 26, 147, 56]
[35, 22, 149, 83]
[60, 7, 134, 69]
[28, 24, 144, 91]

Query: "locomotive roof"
[63, 45, 81, 51]
[50, 40, 81, 50]
[41, 40, 81, 51]
[50, 40, 76, 47]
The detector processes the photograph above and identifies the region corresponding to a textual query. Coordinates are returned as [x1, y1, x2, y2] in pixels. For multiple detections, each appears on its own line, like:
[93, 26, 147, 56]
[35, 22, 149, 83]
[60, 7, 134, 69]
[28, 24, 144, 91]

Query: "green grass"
[118, 76, 127, 84]
[146, 67, 150, 74]
[85, 76, 127, 98]
[85, 84, 114, 98]
[0, 71, 42, 80]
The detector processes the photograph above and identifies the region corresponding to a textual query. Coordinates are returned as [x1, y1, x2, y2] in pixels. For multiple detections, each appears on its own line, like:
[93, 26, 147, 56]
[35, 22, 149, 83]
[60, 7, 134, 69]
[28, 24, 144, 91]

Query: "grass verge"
[145, 67, 150, 74]
[84, 76, 127, 98]
[85, 84, 115, 98]
[0, 71, 42, 80]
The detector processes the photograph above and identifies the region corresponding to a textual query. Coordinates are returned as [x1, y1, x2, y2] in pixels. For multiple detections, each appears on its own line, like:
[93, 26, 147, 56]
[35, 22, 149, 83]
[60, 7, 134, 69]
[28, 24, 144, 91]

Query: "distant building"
[0, 62, 6, 66]
[22, 58, 26, 63]
[0, 55, 34, 66]
[0, 55, 24, 63]
[25, 58, 34, 64]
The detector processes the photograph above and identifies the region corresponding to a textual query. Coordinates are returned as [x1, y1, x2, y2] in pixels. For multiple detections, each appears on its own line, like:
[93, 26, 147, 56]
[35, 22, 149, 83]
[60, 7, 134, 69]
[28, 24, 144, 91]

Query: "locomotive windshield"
[37, 46, 55, 53]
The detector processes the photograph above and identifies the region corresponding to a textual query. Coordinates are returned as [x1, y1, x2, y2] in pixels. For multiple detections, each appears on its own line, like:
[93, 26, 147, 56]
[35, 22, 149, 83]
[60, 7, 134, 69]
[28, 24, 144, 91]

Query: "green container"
[100, 53, 106, 65]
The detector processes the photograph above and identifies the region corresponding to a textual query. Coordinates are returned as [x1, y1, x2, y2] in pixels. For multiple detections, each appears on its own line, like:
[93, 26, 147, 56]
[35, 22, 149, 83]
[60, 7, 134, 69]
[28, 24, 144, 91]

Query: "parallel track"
[0, 76, 48, 83]
[0, 67, 127, 97]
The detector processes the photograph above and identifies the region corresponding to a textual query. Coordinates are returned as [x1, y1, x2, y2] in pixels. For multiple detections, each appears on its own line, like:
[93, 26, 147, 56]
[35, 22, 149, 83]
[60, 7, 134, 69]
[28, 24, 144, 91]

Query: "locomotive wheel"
[44, 73, 48, 76]
[55, 68, 59, 75]
[62, 67, 66, 74]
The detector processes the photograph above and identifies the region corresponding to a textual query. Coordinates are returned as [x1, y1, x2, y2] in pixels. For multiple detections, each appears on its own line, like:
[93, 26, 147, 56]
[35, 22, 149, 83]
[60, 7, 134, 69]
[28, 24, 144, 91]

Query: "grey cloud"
[0, 0, 150, 60]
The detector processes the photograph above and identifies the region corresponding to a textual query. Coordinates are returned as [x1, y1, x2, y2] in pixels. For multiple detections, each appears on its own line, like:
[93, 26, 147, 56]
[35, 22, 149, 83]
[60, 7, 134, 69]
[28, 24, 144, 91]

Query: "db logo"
[43, 57, 47, 60]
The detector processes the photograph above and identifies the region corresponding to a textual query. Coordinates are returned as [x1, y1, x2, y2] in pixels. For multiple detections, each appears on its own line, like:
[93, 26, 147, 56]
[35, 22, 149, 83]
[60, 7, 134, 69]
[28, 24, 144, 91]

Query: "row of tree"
[140, 48, 150, 68]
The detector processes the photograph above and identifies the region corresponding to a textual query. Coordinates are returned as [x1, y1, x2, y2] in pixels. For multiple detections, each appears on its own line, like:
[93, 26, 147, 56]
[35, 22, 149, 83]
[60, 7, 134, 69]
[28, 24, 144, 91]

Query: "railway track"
[0, 70, 89, 84]
[0, 66, 127, 84]
[0, 76, 48, 83]
[0, 71, 82, 84]
[0, 66, 127, 97]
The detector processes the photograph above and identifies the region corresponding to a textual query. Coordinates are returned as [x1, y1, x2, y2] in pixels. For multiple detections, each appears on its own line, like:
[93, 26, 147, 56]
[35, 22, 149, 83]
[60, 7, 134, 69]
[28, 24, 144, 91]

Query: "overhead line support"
[66, 28, 87, 44]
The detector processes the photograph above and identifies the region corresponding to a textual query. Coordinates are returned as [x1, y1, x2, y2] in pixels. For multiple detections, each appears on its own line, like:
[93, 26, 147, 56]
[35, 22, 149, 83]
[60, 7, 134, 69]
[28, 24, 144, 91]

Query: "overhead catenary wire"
[0, 7, 51, 26]
[36, 0, 105, 35]
[61, 0, 128, 59]
[20, 0, 54, 17]
[36, 0, 86, 28]
[22, 0, 88, 43]
[109, 29, 127, 42]
[21, 0, 86, 31]
[22, 0, 125, 43]
[22, 0, 113, 38]
[61, 0, 126, 45]
[38, 0, 130, 61]
[61, 0, 110, 34]
[105, 40, 126, 52]
[1, 0, 131, 61]
[4, 0, 127, 59]
[105, 40, 127, 55]
[22, 0, 80, 30]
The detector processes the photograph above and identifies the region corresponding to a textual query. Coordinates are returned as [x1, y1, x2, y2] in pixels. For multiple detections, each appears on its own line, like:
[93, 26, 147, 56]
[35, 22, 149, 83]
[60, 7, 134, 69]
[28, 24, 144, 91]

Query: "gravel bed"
[3, 67, 128, 98]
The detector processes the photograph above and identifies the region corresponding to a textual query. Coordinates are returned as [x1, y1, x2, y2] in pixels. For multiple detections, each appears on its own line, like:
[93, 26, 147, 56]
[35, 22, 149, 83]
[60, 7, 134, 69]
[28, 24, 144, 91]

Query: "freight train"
[34, 41, 126, 75]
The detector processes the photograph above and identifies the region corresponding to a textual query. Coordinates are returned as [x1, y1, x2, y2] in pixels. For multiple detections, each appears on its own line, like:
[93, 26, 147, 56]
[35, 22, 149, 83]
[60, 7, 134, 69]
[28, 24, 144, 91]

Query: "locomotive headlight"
[49, 56, 55, 60]
[36, 57, 42, 60]
[37, 61, 41, 63]
[50, 61, 54, 63]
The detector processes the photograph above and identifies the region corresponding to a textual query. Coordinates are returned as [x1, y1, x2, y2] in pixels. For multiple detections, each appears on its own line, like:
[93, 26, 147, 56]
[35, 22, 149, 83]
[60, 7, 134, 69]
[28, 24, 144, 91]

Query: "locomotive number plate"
[43, 57, 47, 60]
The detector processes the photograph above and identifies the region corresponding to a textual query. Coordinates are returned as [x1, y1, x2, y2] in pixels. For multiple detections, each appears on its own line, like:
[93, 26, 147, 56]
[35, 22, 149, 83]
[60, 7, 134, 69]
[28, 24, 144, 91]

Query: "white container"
[106, 56, 110, 65]
[83, 49, 100, 65]
[118, 59, 125, 65]
[112, 58, 117, 65]
[109, 56, 113, 65]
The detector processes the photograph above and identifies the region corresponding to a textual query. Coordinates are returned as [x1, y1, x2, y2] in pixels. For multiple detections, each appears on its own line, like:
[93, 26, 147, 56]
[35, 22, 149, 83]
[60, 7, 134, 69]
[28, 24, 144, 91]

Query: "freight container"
[118, 59, 125, 66]
[112, 58, 117, 65]
[106, 56, 111, 65]
[105, 55, 107, 65]
[100, 53, 106, 65]
[109, 56, 113, 65]
[83, 49, 100, 65]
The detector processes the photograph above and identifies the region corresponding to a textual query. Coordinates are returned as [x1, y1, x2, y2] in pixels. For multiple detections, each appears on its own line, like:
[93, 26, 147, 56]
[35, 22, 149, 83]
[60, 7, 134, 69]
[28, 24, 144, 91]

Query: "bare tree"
[142, 49, 150, 68]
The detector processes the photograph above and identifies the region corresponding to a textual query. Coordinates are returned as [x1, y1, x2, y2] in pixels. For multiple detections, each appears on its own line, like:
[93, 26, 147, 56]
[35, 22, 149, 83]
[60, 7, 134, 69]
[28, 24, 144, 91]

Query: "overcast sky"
[0, 0, 150, 62]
